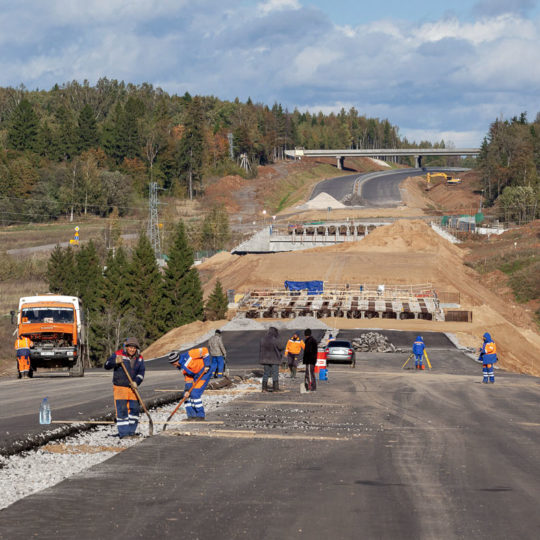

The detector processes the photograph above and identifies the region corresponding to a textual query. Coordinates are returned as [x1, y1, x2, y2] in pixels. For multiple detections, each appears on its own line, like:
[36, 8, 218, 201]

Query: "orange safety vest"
[15, 337, 32, 350]
[285, 338, 305, 355]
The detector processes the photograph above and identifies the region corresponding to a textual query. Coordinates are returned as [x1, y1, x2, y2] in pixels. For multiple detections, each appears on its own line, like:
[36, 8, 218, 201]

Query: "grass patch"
[266, 164, 347, 213]
[507, 261, 540, 303]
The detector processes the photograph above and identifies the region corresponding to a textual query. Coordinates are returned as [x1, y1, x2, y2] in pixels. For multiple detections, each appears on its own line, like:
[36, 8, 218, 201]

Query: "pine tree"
[46, 245, 77, 294]
[7, 99, 39, 151]
[162, 220, 204, 328]
[127, 233, 167, 344]
[78, 104, 99, 152]
[75, 240, 104, 312]
[103, 246, 131, 313]
[36, 121, 60, 160]
[47, 245, 67, 293]
[56, 106, 78, 160]
[204, 280, 228, 321]
[177, 96, 205, 199]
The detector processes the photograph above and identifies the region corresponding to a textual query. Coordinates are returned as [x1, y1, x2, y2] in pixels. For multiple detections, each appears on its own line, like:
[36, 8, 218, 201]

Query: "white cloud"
[257, 0, 301, 15]
[0, 1, 539, 145]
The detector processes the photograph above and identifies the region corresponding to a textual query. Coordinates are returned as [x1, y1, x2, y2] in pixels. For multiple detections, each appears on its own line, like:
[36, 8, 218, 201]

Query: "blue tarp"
[284, 280, 324, 294]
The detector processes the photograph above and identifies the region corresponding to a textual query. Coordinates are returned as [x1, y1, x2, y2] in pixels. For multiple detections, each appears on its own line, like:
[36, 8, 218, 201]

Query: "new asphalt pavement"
[1, 330, 539, 539]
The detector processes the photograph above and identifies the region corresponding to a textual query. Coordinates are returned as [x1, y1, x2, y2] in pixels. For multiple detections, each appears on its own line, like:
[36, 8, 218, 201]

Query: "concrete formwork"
[237, 285, 445, 321]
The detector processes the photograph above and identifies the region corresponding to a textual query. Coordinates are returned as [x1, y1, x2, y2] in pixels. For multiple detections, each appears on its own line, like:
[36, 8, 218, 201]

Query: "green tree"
[78, 104, 99, 152]
[204, 280, 228, 321]
[7, 99, 39, 151]
[56, 106, 78, 160]
[177, 96, 205, 198]
[75, 240, 104, 312]
[47, 245, 68, 293]
[46, 245, 77, 295]
[162, 220, 204, 328]
[127, 233, 167, 344]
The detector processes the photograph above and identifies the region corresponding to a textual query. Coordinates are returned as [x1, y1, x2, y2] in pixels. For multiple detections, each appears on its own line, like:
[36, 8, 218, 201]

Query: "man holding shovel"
[169, 347, 212, 420]
[104, 337, 146, 438]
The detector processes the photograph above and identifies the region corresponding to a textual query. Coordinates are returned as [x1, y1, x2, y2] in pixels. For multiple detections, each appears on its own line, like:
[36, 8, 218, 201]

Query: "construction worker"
[104, 337, 145, 438]
[412, 335, 425, 370]
[479, 332, 498, 383]
[285, 333, 304, 379]
[14, 334, 33, 379]
[303, 328, 318, 391]
[169, 347, 211, 420]
[259, 327, 283, 392]
[208, 329, 227, 378]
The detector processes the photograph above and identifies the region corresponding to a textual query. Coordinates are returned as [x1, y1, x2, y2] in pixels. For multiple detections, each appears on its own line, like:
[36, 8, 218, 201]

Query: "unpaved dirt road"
[1, 332, 539, 540]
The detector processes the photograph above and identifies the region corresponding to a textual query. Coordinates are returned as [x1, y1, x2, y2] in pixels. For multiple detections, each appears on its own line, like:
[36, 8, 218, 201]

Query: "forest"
[0, 79, 444, 226]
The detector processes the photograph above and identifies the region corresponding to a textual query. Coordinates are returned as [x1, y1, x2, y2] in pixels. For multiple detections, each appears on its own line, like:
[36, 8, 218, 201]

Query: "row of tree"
[0, 80, 452, 225]
[46, 220, 228, 363]
[478, 112, 540, 222]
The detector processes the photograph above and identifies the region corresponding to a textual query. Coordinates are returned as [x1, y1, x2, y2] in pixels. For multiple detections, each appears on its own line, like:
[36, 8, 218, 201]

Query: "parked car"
[325, 340, 355, 367]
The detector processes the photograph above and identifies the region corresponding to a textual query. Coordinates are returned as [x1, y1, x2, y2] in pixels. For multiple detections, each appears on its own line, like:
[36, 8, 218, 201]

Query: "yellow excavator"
[426, 172, 462, 185]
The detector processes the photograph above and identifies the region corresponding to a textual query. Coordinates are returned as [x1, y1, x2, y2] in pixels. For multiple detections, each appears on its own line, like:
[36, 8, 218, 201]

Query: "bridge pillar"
[414, 155, 422, 168]
[336, 156, 344, 170]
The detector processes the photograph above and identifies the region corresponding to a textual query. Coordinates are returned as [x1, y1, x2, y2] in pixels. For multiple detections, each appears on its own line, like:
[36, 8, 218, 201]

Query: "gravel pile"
[351, 332, 403, 353]
[0, 381, 258, 510]
[222, 316, 330, 332]
[222, 318, 266, 331]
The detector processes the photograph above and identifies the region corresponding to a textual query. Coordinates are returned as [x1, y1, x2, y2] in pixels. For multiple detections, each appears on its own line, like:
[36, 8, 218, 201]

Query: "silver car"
[325, 340, 356, 367]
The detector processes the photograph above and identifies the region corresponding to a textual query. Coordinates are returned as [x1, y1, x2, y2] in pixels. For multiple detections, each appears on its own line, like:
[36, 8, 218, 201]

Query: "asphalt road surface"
[310, 167, 465, 208]
[2, 331, 540, 539]
[310, 173, 359, 202]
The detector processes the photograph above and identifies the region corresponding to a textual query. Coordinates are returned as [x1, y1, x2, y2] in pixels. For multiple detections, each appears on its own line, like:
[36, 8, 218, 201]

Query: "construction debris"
[351, 332, 403, 353]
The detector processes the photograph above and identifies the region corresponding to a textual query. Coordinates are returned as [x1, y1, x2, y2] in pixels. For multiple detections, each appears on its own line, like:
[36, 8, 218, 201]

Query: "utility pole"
[147, 182, 162, 259]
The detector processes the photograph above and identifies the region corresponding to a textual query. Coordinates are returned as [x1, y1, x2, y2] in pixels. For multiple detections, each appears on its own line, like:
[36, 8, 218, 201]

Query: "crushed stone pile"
[351, 332, 404, 353]
[297, 192, 346, 210]
[221, 318, 266, 331]
[223, 316, 330, 331]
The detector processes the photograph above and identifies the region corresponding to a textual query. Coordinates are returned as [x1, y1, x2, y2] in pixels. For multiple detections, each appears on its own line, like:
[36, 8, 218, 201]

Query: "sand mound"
[299, 192, 346, 210]
[143, 320, 226, 359]
[349, 219, 464, 256]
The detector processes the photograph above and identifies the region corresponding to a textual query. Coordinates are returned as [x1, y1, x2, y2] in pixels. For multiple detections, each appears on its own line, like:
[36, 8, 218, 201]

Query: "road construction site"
[2, 167, 539, 538]
[1, 327, 540, 539]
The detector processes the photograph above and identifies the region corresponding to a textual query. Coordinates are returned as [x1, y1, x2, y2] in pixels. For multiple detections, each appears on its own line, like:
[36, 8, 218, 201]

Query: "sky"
[0, 0, 539, 147]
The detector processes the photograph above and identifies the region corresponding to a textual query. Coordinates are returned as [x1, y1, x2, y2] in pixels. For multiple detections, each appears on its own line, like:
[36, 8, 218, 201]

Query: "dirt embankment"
[196, 219, 540, 377]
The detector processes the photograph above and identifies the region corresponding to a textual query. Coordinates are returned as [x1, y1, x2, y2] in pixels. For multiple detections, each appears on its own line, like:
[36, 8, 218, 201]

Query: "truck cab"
[17, 295, 86, 377]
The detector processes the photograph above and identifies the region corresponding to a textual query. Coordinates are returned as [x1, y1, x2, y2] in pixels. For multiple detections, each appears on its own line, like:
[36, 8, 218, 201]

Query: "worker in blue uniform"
[412, 336, 426, 370]
[479, 332, 498, 383]
[104, 337, 145, 438]
[169, 347, 212, 420]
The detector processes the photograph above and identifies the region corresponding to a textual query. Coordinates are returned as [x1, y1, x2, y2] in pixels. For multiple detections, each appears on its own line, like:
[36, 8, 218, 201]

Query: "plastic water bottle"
[39, 397, 51, 425]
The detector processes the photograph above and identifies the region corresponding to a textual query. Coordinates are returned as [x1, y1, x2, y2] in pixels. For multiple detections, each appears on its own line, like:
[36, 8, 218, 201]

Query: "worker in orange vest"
[285, 333, 305, 379]
[14, 335, 33, 379]
[169, 347, 212, 420]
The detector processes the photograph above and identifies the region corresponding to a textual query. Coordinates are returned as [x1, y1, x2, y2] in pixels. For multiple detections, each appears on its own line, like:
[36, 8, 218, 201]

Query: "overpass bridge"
[285, 147, 480, 169]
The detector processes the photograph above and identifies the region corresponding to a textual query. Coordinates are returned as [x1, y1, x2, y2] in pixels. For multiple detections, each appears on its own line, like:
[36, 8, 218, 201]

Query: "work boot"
[272, 381, 282, 393]
[292, 367, 297, 379]
[420, 365, 425, 371]
[262, 381, 269, 392]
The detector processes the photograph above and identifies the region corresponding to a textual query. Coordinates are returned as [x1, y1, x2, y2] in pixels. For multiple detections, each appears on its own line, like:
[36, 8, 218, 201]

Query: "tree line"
[478, 112, 540, 222]
[46, 220, 228, 364]
[0, 79, 446, 225]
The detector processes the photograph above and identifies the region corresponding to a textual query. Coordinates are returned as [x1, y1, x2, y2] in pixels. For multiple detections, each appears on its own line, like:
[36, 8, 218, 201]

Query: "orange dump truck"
[17, 295, 86, 377]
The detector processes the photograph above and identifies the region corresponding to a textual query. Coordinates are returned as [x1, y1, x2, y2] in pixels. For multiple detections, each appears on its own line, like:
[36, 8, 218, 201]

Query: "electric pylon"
[147, 182, 162, 258]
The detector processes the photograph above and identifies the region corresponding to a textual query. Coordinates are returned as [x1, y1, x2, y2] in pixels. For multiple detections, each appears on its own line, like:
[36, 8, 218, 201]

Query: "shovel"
[163, 369, 208, 431]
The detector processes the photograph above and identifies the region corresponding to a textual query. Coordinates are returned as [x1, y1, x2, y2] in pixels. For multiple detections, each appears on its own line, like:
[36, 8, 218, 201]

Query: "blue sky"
[1, 0, 539, 147]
